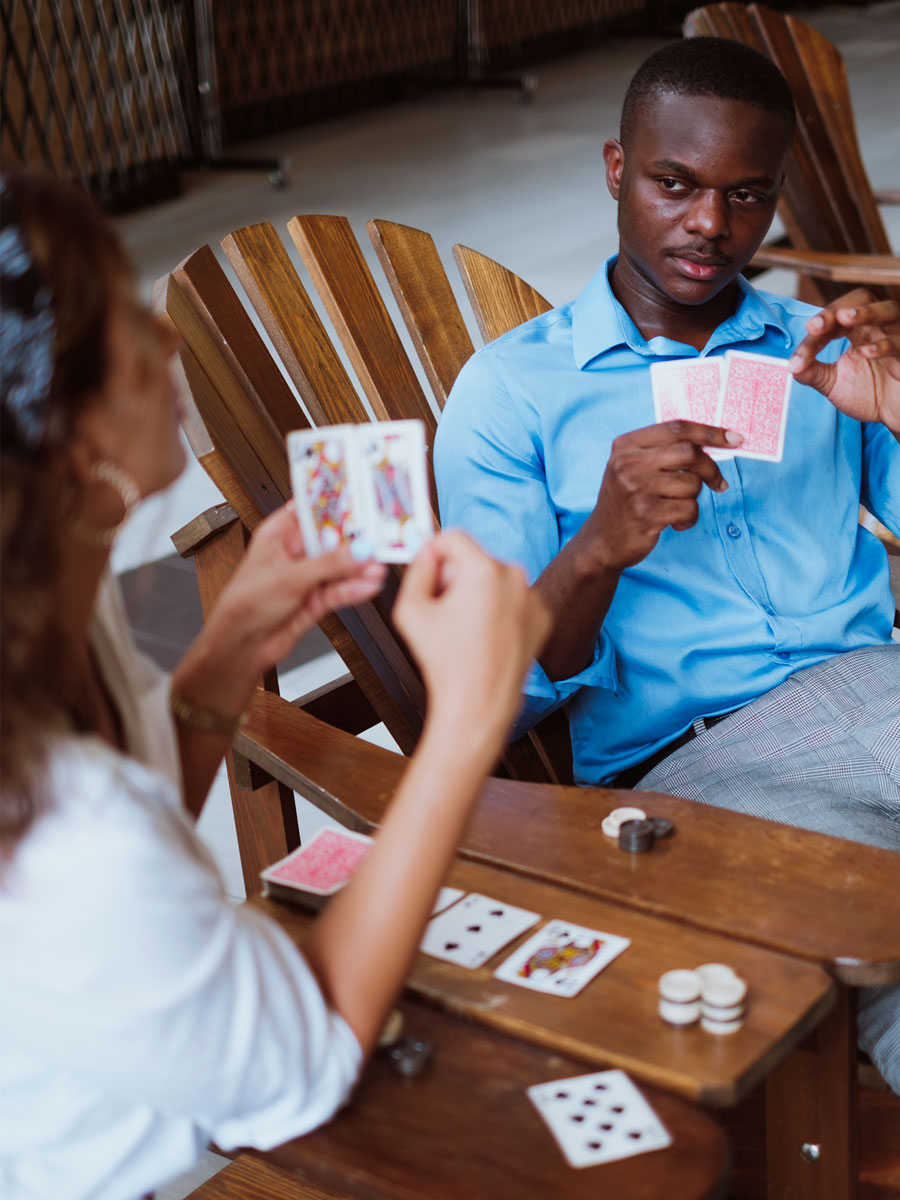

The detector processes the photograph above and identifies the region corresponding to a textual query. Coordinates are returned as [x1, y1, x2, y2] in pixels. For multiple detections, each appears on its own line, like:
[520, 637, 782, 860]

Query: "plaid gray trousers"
[637, 644, 900, 1093]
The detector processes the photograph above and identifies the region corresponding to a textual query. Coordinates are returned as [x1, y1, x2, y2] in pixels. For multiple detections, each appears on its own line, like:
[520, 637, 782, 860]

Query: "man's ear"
[603, 139, 625, 201]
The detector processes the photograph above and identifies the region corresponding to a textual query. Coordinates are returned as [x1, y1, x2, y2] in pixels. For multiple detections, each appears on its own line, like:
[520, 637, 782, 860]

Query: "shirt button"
[726, 524, 742, 539]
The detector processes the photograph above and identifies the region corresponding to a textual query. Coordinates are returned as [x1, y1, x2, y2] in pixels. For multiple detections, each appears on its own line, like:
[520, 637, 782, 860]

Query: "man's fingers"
[628, 420, 741, 450]
[833, 298, 899, 332]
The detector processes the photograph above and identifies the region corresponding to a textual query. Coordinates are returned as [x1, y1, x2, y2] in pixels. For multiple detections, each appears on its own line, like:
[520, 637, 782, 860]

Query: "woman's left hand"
[789, 289, 900, 433]
[212, 503, 387, 671]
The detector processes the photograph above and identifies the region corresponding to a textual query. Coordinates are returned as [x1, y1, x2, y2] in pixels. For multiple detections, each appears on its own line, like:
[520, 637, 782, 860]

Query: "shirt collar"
[571, 255, 792, 368]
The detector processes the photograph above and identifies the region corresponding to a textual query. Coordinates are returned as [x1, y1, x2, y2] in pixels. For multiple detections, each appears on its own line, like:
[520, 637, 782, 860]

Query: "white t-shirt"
[0, 579, 362, 1200]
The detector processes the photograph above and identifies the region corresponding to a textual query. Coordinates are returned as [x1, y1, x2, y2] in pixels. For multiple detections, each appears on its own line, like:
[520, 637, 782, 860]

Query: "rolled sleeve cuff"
[513, 633, 618, 736]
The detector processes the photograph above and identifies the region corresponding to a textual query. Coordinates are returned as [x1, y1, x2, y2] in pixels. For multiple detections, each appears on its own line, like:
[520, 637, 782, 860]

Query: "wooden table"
[236, 694, 900, 1198]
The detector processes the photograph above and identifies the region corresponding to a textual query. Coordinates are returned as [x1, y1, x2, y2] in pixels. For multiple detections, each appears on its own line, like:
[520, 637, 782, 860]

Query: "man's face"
[604, 92, 790, 308]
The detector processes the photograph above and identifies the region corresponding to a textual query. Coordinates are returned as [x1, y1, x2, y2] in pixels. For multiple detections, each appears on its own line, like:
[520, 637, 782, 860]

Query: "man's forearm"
[534, 535, 622, 681]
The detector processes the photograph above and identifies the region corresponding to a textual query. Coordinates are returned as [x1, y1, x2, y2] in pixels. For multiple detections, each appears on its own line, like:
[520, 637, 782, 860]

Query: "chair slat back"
[167, 247, 298, 524]
[287, 215, 439, 442]
[166, 246, 428, 756]
[367, 218, 476, 409]
[221, 222, 370, 428]
[683, 4, 897, 304]
[452, 244, 553, 342]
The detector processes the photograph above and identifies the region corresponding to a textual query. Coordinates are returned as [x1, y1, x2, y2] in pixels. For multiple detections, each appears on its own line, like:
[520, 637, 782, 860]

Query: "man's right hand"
[584, 420, 742, 570]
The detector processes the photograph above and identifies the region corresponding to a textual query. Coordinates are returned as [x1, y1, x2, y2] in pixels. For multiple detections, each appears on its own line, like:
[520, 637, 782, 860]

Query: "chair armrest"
[749, 247, 900, 286]
[874, 188, 900, 206]
[292, 673, 379, 735]
[171, 502, 240, 558]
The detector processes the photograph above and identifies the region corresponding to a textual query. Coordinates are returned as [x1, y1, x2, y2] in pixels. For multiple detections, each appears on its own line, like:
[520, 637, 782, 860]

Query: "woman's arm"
[170, 504, 386, 817]
[301, 531, 550, 1054]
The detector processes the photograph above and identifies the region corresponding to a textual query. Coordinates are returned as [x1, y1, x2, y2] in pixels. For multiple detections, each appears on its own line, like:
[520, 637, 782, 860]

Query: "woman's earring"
[72, 460, 140, 547]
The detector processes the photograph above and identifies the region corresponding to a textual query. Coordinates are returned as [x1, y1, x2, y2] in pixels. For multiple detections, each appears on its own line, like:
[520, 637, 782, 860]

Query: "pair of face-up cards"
[261, 827, 464, 915]
[287, 419, 432, 563]
[420, 894, 630, 998]
[650, 350, 792, 462]
[528, 1069, 671, 1169]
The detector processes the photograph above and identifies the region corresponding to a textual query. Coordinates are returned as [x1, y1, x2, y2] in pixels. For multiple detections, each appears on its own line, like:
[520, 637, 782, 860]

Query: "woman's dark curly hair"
[1, 170, 127, 854]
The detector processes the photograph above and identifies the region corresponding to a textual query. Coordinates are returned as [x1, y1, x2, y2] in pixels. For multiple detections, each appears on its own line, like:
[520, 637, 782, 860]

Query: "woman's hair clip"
[0, 178, 56, 452]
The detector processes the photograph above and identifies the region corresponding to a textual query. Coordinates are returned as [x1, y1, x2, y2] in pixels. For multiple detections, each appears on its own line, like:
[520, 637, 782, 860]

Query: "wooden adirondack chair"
[165, 218, 572, 893]
[683, 3, 900, 306]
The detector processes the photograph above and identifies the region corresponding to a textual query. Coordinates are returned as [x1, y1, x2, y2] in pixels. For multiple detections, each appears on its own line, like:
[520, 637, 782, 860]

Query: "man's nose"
[684, 190, 729, 241]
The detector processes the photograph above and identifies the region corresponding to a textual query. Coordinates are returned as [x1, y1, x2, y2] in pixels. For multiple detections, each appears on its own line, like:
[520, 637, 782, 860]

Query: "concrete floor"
[112, 6, 900, 1194]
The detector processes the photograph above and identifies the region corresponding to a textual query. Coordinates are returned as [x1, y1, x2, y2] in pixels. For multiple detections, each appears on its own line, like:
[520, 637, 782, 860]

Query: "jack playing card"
[261, 827, 373, 898]
[717, 351, 792, 462]
[494, 918, 630, 997]
[528, 1069, 672, 1168]
[420, 893, 541, 969]
[287, 419, 432, 562]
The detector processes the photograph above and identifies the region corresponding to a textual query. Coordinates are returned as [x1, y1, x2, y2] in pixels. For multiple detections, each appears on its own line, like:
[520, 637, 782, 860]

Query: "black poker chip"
[617, 819, 656, 853]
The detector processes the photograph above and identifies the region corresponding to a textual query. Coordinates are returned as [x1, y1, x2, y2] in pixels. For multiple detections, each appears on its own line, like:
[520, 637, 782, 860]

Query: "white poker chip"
[601, 806, 647, 839]
[658, 968, 702, 1003]
[695, 962, 738, 988]
[701, 1014, 744, 1035]
[700, 974, 747, 1009]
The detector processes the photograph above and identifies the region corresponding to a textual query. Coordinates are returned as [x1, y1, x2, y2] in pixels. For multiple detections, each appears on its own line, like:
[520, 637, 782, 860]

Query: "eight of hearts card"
[287, 419, 433, 562]
[528, 1069, 672, 1168]
[261, 827, 374, 897]
[420, 893, 542, 969]
[494, 919, 630, 997]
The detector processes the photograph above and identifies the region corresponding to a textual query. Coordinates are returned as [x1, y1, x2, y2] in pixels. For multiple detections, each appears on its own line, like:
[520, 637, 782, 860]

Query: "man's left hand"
[789, 288, 900, 432]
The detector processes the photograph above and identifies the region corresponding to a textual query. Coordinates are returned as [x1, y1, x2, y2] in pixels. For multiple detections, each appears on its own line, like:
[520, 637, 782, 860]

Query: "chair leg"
[766, 985, 858, 1199]
[226, 748, 300, 897]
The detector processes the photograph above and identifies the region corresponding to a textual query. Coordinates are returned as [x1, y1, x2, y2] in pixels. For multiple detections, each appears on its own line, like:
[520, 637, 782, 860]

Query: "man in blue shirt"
[435, 38, 900, 1087]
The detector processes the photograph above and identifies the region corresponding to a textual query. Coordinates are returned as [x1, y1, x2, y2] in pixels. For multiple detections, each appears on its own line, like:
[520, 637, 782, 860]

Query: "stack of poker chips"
[601, 806, 675, 853]
[658, 963, 748, 1034]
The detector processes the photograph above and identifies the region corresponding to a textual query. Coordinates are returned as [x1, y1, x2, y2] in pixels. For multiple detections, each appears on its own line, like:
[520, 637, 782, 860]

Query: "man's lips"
[668, 252, 731, 280]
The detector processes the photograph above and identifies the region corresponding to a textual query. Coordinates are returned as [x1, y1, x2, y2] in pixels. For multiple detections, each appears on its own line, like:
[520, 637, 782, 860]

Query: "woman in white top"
[0, 170, 550, 1200]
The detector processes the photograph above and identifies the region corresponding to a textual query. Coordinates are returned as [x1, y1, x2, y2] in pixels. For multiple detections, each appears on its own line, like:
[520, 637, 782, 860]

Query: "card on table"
[494, 918, 630, 997]
[287, 419, 432, 562]
[527, 1069, 671, 1168]
[431, 886, 465, 916]
[718, 350, 792, 462]
[261, 827, 373, 897]
[420, 892, 542, 969]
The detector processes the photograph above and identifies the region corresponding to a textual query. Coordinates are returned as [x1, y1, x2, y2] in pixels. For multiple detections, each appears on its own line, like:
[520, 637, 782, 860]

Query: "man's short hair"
[620, 37, 796, 145]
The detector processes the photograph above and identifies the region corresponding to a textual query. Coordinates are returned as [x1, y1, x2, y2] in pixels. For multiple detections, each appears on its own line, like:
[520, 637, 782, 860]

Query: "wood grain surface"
[260, 998, 731, 1200]
[253, 853, 833, 1107]
[237, 692, 900, 983]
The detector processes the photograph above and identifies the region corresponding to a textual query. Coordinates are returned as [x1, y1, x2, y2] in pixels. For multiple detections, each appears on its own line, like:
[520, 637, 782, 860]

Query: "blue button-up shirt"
[435, 257, 900, 784]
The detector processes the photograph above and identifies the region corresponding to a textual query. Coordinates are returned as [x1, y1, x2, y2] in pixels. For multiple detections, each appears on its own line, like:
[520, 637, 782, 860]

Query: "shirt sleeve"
[861, 419, 900, 537]
[435, 350, 618, 730]
[2, 743, 363, 1152]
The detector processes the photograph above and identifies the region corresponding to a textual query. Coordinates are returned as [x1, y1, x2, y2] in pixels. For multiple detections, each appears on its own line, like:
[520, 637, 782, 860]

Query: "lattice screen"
[477, 0, 648, 47]
[1, 0, 190, 207]
[213, 0, 459, 141]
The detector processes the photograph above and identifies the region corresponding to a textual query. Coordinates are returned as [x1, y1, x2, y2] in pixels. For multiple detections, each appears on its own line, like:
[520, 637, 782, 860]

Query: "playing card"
[420, 893, 541, 969]
[650, 358, 722, 426]
[528, 1069, 672, 1168]
[261, 827, 373, 896]
[288, 426, 366, 554]
[356, 420, 432, 562]
[717, 351, 792, 462]
[494, 918, 630, 997]
[431, 886, 465, 916]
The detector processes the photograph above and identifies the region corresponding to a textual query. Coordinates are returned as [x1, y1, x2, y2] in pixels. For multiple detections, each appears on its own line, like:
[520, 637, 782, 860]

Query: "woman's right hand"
[394, 531, 550, 757]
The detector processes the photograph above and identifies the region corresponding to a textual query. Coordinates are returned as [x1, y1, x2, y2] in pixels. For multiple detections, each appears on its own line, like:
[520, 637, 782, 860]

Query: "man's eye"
[659, 177, 687, 193]
[731, 190, 764, 205]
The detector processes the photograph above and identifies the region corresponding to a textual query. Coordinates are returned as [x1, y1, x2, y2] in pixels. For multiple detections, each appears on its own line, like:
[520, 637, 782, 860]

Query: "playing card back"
[261, 827, 373, 901]
[650, 358, 722, 426]
[718, 351, 791, 462]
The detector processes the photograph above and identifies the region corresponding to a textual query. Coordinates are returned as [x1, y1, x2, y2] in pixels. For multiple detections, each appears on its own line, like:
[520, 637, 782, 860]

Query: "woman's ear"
[603, 139, 625, 201]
